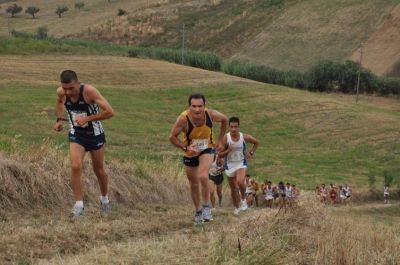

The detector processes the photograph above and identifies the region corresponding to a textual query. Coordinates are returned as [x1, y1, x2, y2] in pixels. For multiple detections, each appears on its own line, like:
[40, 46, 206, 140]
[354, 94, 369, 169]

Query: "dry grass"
[0, 54, 254, 90]
[0, 140, 190, 218]
[1, 149, 400, 265]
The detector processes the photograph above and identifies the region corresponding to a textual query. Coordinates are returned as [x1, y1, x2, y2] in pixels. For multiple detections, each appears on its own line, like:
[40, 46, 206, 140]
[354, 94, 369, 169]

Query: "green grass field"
[1, 44, 400, 265]
[1, 77, 399, 189]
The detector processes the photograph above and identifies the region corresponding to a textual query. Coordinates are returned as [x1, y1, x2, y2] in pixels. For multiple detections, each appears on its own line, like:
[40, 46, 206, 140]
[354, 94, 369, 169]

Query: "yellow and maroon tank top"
[181, 108, 215, 157]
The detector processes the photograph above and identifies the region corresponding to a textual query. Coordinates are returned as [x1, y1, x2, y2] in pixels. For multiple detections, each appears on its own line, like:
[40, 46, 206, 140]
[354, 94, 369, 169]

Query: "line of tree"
[5, 2, 86, 18]
[128, 47, 400, 95]
[222, 59, 400, 96]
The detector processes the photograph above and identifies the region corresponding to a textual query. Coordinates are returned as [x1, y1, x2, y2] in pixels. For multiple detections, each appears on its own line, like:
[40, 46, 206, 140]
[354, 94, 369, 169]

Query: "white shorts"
[340, 195, 347, 200]
[265, 195, 274, 200]
[225, 164, 247, 177]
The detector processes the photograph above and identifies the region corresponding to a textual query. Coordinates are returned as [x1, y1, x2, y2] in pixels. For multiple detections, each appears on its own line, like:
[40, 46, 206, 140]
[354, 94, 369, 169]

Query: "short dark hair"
[60, 70, 78, 83]
[188, 93, 205, 106]
[229, 116, 240, 126]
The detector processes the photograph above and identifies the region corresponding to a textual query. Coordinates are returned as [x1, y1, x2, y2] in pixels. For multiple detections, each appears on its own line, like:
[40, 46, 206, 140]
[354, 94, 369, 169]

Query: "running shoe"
[240, 199, 248, 211]
[194, 210, 204, 225]
[233, 208, 240, 215]
[100, 201, 111, 217]
[70, 204, 84, 217]
[203, 205, 213, 221]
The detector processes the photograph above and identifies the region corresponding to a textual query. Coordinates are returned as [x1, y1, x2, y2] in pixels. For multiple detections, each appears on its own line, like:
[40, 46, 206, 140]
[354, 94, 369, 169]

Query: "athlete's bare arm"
[76, 85, 114, 126]
[244, 134, 259, 160]
[54, 87, 66, 132]
[169, 115, 198, 156]
[208, 109, 228, 150]
[217, 134, 234, 157]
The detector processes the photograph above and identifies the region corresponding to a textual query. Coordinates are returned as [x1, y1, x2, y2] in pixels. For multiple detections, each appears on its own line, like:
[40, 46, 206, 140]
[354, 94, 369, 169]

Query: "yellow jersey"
[181, 109, 215, 157]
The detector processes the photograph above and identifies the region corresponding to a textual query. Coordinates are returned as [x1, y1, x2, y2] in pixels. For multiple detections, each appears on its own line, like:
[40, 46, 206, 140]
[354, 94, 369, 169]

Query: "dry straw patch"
[0, 140, 190, 217]
[1, 146, 400, 264]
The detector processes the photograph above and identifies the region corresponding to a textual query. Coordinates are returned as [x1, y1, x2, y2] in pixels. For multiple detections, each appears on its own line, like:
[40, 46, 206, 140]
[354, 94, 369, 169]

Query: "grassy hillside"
[2, 0, 399, 75]
[68, 0, 400, 75]
[0, 54, 399, 189]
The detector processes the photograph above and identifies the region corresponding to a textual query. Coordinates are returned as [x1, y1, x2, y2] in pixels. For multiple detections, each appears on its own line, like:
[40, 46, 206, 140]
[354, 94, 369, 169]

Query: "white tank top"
[208, 159, 224, 177]
[225, 132, 246, 164]
[245, 178, 254, 193]
[266, 186, 274, 197]
[285, 186, 292, 197]
[384, 186, 389, 194]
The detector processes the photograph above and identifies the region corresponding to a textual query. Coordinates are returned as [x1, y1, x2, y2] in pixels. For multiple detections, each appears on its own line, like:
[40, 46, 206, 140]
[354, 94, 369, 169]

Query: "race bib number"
[71, 111, 88, 128]
[192, 139, 209, 152]
[230, 150, 244, 162]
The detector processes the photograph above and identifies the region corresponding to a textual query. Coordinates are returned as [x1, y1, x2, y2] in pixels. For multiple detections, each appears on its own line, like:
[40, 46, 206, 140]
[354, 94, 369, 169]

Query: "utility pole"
[356, 44, 363, 103]
[7, 16, 11, 36]
[181, 24, 185, 65]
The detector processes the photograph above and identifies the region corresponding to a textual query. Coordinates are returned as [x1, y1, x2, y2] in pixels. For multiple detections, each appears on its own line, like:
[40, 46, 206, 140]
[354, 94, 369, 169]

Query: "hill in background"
[1, 0, 399, 76]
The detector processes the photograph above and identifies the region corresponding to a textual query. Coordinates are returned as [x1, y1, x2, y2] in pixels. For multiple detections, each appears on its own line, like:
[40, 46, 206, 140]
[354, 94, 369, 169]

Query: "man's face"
[189, 98, 205, 119]
[62, 82, 80, 97]
[229, 122, 239, 134]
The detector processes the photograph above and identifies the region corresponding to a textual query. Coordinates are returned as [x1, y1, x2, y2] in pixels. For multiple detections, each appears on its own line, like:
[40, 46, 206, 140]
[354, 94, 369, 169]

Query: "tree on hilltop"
[117, 8, 126, 16]
[6, 4, 23, 17]
[25, 6, 40, 18]
[75, 2, 85, 10]
[56, 5, 69, 18]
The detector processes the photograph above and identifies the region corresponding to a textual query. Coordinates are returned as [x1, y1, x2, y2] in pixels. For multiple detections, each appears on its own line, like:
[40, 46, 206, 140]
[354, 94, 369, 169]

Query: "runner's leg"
[186, 166, 201, 210]
[198, 153, 214, 205]
[90, 146, 108, 197]
[70, 143, 86, 201]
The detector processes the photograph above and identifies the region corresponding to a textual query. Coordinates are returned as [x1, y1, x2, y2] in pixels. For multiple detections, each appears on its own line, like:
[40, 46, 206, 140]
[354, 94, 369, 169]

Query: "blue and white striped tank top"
[64, 84, 104, 137]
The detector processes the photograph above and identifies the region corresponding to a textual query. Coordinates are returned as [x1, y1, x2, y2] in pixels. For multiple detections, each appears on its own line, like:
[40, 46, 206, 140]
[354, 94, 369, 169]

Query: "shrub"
[383, 171, 395, 187]
[75, 2, 85, 10]
[117, 8, 127, 16]
[25, 6, 40, 18]
[378, 77, 400, 95]
[128, 47, 221, 71]
[222, 60, 304, 88]
[36, 26, 48, 39]
[56, 5, 69, 18]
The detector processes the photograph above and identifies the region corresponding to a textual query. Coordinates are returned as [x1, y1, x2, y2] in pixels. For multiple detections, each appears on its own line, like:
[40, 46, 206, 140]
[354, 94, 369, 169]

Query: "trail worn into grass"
[0, 204, 271, 265]
[2, 199, 400, 265]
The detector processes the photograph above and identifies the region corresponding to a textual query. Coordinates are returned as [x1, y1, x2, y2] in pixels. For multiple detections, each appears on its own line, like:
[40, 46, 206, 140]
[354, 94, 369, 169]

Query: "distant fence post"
[181, 24, 185, 65]
[356, 44, 363, 103]
[8, 16, 11, 36]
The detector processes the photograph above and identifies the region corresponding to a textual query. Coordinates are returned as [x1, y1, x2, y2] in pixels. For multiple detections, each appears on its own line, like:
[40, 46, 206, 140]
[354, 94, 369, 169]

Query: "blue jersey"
[65, 84, 104, 137]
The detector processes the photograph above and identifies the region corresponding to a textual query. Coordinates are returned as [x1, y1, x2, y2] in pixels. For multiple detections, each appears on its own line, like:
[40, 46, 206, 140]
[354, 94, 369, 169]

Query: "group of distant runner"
[243, 176, 300, 209]
[316, 183, 353, 204]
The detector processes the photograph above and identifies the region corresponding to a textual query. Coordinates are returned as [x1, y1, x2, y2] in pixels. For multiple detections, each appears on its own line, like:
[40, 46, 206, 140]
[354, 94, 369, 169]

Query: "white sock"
[75, 201, 84, 208]
[100, 195, 109, 204]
